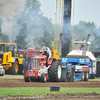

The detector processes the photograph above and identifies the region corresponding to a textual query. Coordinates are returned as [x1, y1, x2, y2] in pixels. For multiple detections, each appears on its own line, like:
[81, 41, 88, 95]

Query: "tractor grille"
[31, 58, 40, 70]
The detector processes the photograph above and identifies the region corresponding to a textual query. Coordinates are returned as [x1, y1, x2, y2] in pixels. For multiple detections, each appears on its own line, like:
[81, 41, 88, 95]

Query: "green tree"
[15, 0, 55, 50]
[41, 17, 55, 50]
[0, 28, 9, 42]
[15, 23, 27, 49]
[0, 33, 9, 42]
[95, 27, 100, 51]
[73, 21, 96, 51]
[0, 18, 9, 42]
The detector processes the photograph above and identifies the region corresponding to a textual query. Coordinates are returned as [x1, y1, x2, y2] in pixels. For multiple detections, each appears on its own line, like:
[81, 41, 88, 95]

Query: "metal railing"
[53, 39, 59, 50]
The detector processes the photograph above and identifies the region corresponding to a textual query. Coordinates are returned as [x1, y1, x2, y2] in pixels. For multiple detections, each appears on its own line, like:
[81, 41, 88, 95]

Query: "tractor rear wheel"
[48, 61, 62, 82]
[10, 61, 18, 75]
[41, 73, 46, 83]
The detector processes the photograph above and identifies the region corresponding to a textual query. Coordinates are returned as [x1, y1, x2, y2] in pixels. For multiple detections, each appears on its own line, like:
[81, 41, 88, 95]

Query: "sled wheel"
[81, 72, 84, 81]
[84, 72, 89, 81]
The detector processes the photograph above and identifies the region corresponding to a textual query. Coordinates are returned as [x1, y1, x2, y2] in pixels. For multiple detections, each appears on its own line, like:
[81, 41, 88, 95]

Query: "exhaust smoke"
[62, 0, 71, 57]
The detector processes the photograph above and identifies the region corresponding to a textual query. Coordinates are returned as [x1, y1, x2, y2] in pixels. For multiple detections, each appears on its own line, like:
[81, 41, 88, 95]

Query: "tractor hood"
[32, 55, 47, 60]
[67, 50, 96, 61]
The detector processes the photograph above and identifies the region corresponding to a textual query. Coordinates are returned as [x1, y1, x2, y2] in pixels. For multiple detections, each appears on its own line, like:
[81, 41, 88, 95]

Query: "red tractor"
[24, 46, 62, 82]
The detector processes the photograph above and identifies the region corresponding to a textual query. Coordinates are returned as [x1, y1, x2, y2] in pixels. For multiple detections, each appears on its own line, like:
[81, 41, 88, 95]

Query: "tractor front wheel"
[24, 63, 30, 82]
[10, 61, 18, 75]
[24, 72, 30, 82]
[41, 73, 46, 83]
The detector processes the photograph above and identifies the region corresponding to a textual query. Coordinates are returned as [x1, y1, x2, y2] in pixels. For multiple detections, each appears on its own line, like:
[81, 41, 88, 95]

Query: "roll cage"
[74, 41, 91, 51]
[0, 42, 17, 53]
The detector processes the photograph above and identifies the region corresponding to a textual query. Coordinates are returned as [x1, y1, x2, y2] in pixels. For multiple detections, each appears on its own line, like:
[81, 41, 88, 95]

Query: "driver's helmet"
[43, 47, 47, 54]
[81, 44, 84, 48]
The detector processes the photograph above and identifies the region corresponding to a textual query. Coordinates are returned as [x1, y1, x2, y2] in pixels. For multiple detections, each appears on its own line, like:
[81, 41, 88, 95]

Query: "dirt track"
[0, 75, 100, 100]
[0, 75, 100, 88]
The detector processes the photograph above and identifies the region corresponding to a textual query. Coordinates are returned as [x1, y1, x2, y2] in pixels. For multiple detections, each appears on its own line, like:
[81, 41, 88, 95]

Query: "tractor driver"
[40, 46, 49, 60]
[42, 47, 49, 66]
[80, 44, 84, 50]
[42, 50, 49, 60]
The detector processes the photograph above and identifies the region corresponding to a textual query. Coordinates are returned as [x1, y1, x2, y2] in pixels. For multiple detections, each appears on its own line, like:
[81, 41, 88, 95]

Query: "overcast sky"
[39, 0, 100, 28]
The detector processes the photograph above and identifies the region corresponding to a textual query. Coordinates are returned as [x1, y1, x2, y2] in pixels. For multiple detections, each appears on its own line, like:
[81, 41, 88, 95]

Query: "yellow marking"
[0, 42, 17, 45]
[93, 65, 95, 67]
[67, 70, 71, 73]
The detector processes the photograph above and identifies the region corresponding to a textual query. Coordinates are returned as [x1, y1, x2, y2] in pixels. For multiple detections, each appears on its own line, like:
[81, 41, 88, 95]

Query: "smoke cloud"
[62, 0, 71, 57]
[0, 0, 26, 42]
[0, 0, 54, 49]
[0, 0, 26, 18]
[1, 18, 20, 42]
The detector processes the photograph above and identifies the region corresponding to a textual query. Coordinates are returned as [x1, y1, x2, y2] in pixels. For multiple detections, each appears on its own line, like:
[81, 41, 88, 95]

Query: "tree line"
[0, 0, 100, 52]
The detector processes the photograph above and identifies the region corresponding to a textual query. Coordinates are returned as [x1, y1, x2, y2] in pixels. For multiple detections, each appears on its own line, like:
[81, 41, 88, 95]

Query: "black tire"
[5, 70, 10, 74]
[89, 74, 91, 79]
[48, 61, 62, 82]
[24, 76, 30, 82]
[71, 68, 75, 82]
[10, 61, 18, 75]
[81, 72, 85, 81]
[91, 74, 95, 79]
[18, 64, 22, 74]
[41, 73, 46, 83]
[67, 68, 70, 82]
[24, 73, 30, 82]
[67, 68, 74, 82]
[84, 72, 89, 81]
[24, 63, 30, 82]
[24, 66, 30, 82]
[0, 74, 4, 76]
[18, 64, 25, 75]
